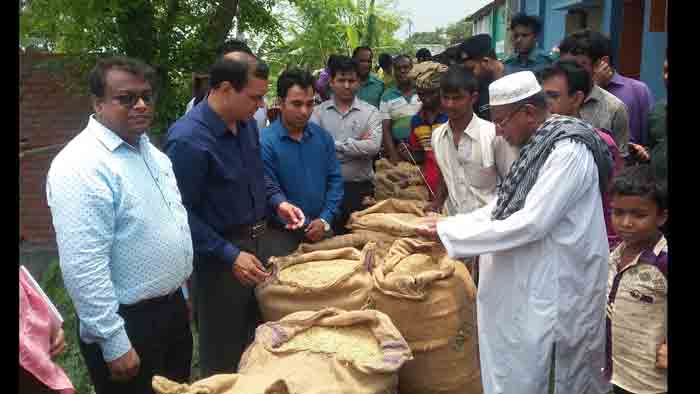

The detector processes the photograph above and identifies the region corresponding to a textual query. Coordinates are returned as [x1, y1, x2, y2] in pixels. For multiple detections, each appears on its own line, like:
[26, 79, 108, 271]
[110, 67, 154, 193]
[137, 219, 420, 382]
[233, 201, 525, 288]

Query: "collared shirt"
[356, 73, 385, 109]
[311, 96, 383, 183]
[503, 48, 553, 75]
[580, 85, 631, 157]
[436, 139, 610, 394]
[432, 114, 518, 215]
[605, 73, 654, 145]
[380, 87, 422, 142]
[47, 116, 193, 362]
[607, 237, 667, 394]
[262, 119, 344, 225]
[164, 100, 269, 268]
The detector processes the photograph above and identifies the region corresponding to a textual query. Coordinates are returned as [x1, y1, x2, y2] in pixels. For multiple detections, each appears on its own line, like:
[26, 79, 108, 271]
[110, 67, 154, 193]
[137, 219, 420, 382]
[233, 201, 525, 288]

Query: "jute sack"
[347, 198, 437, 237]
[238, 308, 413, 394]
[373, 159, 427, 202]
[295, 230, 396, 254]
[256, 246, 373, 322]
[369, 238, 481, 394]
[153, 374, 290, 394]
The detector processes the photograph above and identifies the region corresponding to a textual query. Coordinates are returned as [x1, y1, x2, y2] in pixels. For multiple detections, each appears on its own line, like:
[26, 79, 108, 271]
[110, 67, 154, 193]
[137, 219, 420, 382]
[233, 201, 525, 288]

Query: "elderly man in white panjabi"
[418, 71, 613, 394]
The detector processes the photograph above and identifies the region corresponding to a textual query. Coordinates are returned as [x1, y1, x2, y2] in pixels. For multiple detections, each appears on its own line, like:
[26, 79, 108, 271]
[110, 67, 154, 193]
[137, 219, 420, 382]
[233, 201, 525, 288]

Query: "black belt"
[225, 220, 267, 240]
[121, 288, 182, 311]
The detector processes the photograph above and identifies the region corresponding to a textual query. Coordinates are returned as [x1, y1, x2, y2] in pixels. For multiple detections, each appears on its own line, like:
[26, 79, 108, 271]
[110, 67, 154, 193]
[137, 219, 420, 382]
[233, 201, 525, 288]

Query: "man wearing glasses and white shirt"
[47, 56, 194, 394]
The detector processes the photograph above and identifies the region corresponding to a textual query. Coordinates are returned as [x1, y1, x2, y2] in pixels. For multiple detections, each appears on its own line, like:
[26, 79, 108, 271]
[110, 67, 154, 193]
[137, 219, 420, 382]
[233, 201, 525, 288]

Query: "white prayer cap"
[489, 71, 542, 107]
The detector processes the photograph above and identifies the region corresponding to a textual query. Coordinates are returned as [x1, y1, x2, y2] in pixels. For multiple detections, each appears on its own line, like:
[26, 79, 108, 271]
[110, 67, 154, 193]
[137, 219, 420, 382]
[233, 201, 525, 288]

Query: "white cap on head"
[489, 71, 542, 107]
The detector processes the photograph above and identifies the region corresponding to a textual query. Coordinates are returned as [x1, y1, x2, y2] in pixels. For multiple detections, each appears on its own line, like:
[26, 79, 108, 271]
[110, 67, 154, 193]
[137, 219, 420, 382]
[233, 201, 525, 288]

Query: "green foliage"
[404, 18, 473, 50]
[444, 18, 473, 45]
[260, 0, 407, 97]
[20, 0, 287, 137]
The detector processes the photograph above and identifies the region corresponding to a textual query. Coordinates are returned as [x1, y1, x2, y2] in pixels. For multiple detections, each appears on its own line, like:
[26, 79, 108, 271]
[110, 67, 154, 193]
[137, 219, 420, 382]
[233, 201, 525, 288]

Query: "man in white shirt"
[428, 65, 518, 215]
[418, 71, 612, 394]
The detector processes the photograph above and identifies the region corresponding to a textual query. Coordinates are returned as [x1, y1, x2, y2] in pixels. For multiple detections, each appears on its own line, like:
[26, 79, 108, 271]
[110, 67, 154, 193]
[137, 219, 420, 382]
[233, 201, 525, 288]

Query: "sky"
[394, 0, 492, 39]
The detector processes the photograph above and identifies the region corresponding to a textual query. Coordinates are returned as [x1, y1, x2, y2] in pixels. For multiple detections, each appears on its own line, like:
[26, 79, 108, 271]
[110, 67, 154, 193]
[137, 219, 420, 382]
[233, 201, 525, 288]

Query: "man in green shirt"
[353, 46, 385, 109]
[380, 54, 421, 163]
[503, 13, 552, 75]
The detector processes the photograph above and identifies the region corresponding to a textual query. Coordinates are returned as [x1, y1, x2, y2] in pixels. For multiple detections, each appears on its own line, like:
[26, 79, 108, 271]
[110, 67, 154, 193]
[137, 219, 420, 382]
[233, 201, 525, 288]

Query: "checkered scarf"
[492, 114, 613, 221]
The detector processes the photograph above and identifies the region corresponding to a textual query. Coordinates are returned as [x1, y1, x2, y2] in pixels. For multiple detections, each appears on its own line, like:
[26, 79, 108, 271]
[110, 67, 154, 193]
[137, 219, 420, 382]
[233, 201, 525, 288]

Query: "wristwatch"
[319, 218, 331, 232]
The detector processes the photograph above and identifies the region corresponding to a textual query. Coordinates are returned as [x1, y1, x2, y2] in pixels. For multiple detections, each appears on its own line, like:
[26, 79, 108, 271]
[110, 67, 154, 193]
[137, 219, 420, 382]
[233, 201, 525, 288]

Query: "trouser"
[79, 289, 192, 394]
[263, 224, 308, 260]
[548, 343, 556, 394]
[333, 180, 374, 235]
[613, 385, 664, 394]
[264, 221, 335, 259]
[19, 365, 58, 394]
[193, 236, 264, 378]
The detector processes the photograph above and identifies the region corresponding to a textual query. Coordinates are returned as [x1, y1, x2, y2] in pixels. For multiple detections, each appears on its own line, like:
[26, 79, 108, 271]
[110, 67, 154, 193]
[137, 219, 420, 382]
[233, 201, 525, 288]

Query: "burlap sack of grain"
[256, 246, 374, 322]
[373, 159, 428, 202]
[237, 308, 413, 394]
[153, 373, 290, 394]
[347, 198, 435, 237]
[295, 230, 397, 256]
[369, 238, 482, 394]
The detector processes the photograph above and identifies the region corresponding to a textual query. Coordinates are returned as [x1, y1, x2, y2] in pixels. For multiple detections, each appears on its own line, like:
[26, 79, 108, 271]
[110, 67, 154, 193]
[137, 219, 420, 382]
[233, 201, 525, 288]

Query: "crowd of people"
[25, 12, 668, 394]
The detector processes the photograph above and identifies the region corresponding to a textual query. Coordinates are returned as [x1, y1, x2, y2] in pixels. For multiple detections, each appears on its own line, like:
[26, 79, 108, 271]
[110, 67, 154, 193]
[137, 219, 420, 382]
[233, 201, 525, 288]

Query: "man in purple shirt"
[589, 31, 655, 146]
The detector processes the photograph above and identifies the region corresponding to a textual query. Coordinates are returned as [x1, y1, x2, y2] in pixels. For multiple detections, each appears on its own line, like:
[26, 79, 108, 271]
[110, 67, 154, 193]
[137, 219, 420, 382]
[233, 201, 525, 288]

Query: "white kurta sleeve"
[437, 140, 600, 259]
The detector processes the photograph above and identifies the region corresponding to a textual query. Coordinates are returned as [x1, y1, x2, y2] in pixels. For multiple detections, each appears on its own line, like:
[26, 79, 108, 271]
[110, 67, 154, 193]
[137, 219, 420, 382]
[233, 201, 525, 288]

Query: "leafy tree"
[20, 0, 288, 136]
[444, 18, 473, 45]
[258, 0, 407, 96]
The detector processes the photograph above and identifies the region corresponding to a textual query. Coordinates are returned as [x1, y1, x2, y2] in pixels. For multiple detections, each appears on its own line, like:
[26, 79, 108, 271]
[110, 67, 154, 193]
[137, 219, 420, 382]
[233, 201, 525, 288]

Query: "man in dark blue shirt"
[262, 69, 344, 257]
[164, 55, 304, 377]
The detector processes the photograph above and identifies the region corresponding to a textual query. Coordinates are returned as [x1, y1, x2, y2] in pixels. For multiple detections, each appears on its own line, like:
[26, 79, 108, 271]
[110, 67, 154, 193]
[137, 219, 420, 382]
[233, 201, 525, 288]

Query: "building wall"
[20, 50, 92, 244]
[473, 11, 493, 36]
[522, 0, 666, 101]
[640, 0, 667, 101]
[542, 4, 568, 54]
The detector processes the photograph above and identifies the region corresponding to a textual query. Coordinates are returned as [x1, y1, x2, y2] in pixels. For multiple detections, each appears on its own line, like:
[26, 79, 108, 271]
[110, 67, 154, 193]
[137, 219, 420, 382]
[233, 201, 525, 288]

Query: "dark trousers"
[193, 236, 264, 378]
[333, 180, 374, 235]
[612, 385, 664, 394]
[79, 289, 192, 394]
[263, 224, 306, 260]
[19, 365, 58, 394]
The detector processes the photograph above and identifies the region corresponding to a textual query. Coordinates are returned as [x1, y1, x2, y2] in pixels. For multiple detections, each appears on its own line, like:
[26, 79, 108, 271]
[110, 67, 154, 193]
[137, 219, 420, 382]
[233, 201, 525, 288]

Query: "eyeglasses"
[110, 91, 156, 108]
[495, 104, 526, 129]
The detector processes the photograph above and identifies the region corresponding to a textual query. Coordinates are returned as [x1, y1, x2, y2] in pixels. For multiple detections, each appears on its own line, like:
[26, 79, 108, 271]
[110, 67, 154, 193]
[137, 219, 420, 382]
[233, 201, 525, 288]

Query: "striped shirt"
[379, 87, 421, 142]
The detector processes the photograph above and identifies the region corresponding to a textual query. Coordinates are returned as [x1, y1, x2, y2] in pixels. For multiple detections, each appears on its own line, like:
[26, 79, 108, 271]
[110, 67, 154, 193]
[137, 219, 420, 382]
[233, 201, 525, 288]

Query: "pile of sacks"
[372, 158, 430, 202]
[155, 199, 482, 394]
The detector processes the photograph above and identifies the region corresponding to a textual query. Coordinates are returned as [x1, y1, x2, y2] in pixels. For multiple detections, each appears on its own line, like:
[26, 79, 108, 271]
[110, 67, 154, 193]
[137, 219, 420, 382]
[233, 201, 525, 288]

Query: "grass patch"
[39, 259, 202, 392]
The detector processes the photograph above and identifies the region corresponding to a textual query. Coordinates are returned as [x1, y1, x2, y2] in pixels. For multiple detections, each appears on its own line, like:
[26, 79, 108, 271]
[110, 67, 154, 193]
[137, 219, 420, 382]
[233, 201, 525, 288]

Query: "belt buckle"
[251, 222, 266, 239]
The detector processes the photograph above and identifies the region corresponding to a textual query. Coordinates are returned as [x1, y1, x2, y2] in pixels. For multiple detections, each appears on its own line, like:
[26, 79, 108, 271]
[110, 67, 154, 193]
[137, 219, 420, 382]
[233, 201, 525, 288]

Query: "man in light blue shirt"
[47, 56, 193, 394]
